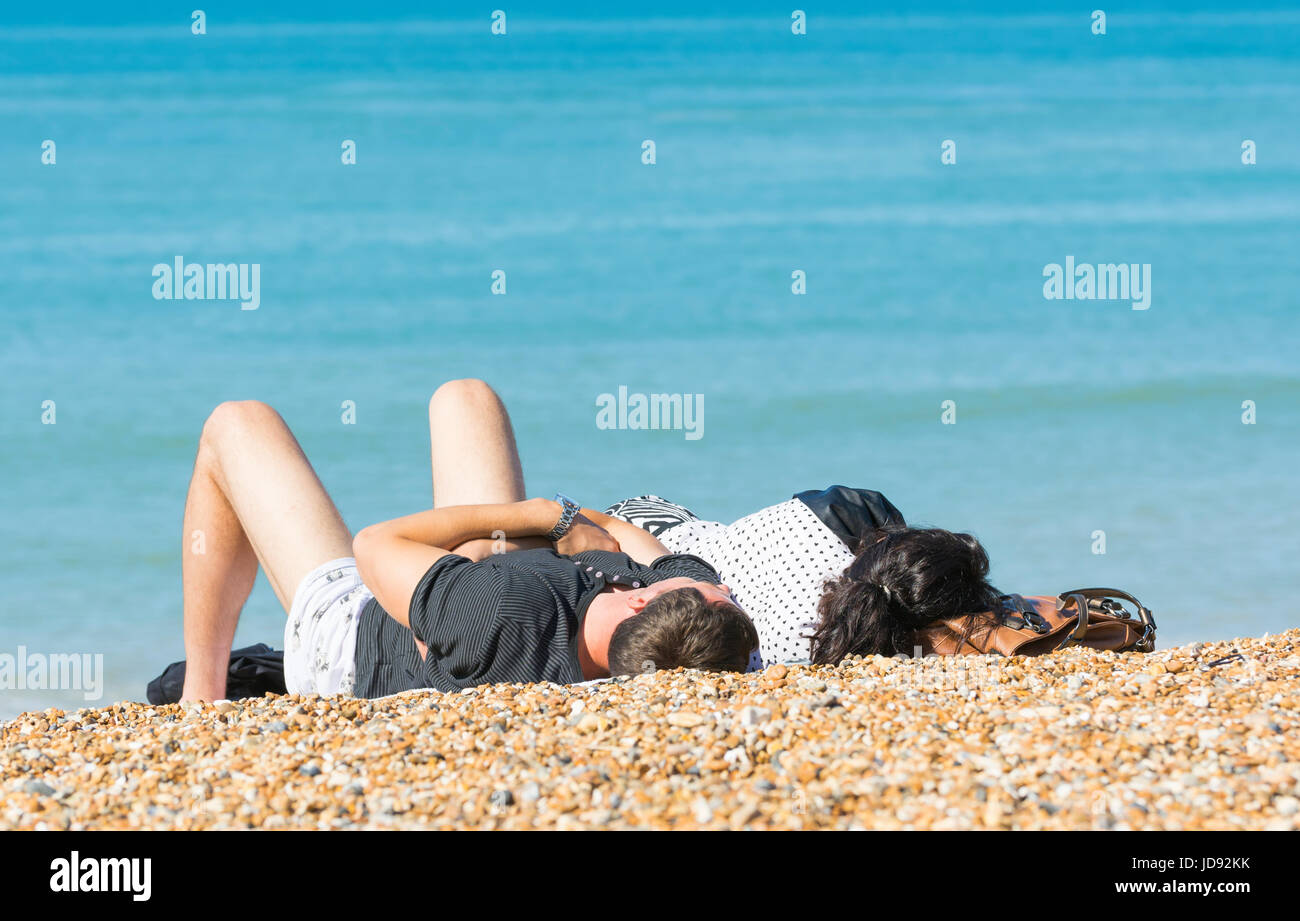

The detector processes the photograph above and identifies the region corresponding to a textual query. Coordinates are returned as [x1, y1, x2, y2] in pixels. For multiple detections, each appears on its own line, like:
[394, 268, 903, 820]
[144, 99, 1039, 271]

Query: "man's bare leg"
[180, 401, 353, 701]
[429, 378, 527, 507]
[428, 379, 550, 560]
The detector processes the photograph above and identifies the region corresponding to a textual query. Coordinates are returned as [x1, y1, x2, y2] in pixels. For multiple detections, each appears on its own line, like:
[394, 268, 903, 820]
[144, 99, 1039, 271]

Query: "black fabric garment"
[146, 643, 286, 705]
[352, 547, 720, 698]
[792, 485, 906, 551]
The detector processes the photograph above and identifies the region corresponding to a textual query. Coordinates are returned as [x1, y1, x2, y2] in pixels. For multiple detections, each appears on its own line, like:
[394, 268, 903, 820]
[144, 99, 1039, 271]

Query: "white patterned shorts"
[283, 557, 373, 697]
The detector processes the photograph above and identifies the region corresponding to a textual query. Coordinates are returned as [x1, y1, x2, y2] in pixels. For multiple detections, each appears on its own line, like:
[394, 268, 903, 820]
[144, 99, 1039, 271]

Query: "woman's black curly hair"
[809, 526, 1002, 664]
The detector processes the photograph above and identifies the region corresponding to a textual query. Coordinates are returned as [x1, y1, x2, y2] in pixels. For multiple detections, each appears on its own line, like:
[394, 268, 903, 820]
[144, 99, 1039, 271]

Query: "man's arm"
[354, 498, 567, 628]
[581, 507, 670, 565]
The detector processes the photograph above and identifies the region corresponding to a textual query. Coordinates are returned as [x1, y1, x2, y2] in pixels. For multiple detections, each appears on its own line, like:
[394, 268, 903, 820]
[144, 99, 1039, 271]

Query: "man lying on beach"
[178, 380, 757, 702]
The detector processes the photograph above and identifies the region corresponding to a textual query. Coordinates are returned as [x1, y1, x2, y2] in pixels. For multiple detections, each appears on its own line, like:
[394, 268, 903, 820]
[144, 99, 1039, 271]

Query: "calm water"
[3, 4, 1298, 718]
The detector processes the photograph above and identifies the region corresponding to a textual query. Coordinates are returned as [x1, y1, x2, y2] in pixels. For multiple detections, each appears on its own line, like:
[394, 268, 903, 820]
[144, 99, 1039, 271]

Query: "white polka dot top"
[658, 499, 852, 670]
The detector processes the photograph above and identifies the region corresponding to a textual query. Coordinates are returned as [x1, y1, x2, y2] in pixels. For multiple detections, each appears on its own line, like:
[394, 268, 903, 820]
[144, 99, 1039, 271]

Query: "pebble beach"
[4, 630, 1299, 831]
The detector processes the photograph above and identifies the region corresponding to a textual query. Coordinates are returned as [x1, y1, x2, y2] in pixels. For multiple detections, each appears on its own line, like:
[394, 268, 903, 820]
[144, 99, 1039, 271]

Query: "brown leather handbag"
[917, 588, 1156, 657]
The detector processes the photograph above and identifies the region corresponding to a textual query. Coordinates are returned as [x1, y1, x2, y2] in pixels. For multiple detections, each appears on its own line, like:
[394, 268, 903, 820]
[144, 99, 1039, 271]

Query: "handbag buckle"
[999, 595, 1050, 634]
[1021, 610, 1050, 634]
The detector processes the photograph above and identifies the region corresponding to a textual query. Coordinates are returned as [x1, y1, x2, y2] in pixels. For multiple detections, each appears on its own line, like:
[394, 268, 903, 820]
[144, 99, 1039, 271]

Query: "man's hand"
[555, 514, 620, 556]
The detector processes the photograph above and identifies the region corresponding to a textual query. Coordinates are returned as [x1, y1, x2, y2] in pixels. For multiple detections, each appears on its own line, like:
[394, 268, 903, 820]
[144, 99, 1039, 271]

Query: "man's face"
[638, 577, 739, 611]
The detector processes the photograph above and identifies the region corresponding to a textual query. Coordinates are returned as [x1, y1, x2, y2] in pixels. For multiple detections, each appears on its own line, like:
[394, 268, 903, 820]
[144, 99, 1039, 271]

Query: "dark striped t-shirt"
[351, 547, 720, 698]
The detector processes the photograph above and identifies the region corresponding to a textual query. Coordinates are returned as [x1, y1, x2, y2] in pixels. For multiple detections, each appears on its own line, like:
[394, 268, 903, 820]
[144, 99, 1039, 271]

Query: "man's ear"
[625, 591, 652, 613]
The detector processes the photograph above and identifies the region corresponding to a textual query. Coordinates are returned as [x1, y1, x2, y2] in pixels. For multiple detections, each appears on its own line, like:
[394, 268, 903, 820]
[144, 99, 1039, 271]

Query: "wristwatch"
[547, 493, 581, 541]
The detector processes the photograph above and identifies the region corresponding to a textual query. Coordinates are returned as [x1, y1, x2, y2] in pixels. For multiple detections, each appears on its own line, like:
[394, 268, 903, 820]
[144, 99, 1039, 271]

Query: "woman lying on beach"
[599, 494, 1002, 668]
[599, 480, 1152, 664]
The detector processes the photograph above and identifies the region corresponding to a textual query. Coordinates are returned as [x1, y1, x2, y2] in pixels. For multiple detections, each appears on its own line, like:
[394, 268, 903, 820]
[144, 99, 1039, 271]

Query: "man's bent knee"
[200, 400, 285, 450]
[429, 378, 497, 415]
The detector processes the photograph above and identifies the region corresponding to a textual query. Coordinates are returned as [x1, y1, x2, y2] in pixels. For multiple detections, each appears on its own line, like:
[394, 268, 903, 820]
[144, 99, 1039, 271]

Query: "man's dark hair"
[607, 587, 758, 676]
[810, 526, 1002, 664]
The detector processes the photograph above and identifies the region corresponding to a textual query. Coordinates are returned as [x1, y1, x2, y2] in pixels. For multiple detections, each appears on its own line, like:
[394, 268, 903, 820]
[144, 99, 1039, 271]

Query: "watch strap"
[547, 493, 580, 541]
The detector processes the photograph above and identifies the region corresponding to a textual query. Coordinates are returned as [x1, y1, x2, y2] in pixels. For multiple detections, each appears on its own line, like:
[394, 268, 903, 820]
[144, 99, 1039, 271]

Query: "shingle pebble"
[2, 630, 1299, 829]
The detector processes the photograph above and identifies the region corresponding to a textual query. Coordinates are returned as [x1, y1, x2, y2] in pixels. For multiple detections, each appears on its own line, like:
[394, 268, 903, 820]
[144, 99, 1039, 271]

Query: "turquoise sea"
[2, 2, 1298, 718]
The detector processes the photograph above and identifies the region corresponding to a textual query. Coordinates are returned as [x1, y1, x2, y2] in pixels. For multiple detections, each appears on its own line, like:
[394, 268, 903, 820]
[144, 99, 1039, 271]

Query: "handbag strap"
[1055, 587, 1157, 651]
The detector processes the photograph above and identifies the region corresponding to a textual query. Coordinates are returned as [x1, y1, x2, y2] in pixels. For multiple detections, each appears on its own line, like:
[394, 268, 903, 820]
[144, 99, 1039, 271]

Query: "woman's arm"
[581, 507, 670, 565]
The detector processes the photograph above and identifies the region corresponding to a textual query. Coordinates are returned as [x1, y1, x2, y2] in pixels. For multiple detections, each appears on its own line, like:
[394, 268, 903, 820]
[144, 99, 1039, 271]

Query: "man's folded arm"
[354, 498, 564, 628]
